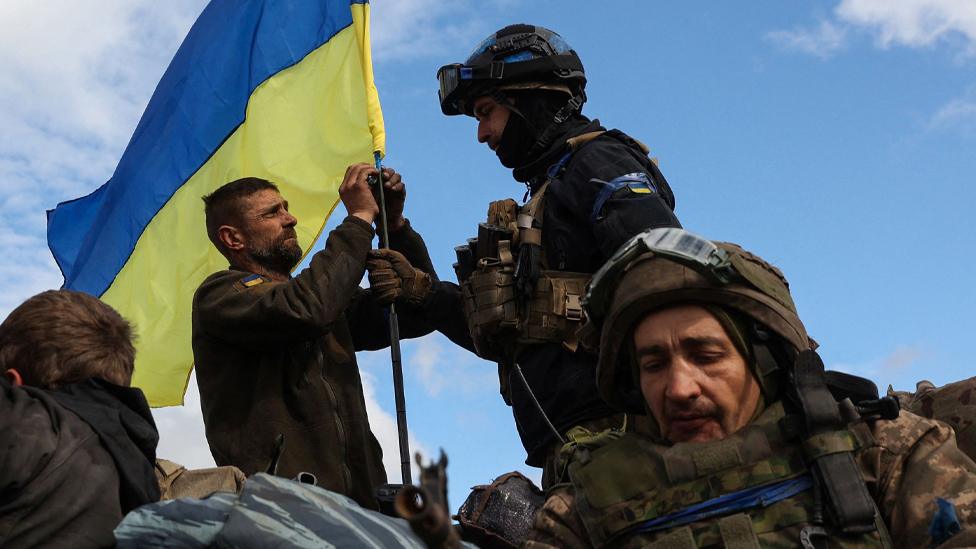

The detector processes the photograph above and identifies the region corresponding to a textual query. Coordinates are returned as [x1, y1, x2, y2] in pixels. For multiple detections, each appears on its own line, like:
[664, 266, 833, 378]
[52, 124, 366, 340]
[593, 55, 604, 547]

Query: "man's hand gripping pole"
[373, 151, 413, 485]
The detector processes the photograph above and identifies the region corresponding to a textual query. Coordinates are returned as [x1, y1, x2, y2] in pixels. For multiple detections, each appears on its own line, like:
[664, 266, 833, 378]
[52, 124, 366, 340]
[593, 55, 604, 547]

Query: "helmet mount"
[437, 25, 587, 118]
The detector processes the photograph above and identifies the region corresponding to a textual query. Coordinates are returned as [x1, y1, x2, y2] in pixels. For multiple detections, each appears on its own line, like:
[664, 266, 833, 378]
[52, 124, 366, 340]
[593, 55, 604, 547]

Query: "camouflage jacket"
[524, 406, 976, 548]
[890, 378, 976, 461]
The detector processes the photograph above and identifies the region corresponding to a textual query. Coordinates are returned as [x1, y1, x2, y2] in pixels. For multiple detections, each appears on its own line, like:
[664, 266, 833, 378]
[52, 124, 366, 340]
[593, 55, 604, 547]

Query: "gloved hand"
[366, 249, 433, 306]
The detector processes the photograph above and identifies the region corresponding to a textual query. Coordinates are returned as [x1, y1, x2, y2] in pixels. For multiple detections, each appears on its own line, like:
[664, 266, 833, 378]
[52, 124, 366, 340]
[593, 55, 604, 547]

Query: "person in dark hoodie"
[369, 24, 682, 486]
[0, 289, 160, 548]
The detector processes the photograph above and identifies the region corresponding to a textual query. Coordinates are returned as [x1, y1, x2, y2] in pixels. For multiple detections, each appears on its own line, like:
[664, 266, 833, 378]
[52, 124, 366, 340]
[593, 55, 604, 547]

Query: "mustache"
[664, 399, 720, 421]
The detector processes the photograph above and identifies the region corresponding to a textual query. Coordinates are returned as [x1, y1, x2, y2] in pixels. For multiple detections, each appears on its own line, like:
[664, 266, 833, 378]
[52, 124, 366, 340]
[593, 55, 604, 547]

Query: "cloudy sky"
[2, 0, 975, 508]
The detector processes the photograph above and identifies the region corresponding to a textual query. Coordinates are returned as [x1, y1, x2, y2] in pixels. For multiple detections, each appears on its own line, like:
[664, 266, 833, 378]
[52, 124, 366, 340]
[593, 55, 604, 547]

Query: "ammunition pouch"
[462, 261, 519, 364]
[459, 262, 588, 362]
[521, 270, 588, 349]
[455, 189, 590, 367]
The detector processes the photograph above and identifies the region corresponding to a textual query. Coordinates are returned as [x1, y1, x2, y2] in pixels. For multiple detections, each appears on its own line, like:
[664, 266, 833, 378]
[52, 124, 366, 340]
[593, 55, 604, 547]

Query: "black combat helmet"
[436, 24, 587, 117]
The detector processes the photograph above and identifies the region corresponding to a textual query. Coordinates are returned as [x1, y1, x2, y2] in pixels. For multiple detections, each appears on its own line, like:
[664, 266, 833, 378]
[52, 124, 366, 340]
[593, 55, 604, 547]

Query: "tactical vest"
[562, 402, 893, 549]
[453, 132, 608, 373]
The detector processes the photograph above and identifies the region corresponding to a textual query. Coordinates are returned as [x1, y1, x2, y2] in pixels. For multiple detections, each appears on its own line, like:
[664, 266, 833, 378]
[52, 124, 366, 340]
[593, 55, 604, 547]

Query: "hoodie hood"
[49, 378, 160, 511]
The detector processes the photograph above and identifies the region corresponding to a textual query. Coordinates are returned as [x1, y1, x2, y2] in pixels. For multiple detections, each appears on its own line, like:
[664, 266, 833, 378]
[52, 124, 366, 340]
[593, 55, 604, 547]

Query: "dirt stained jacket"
[192, 216, 461, 510]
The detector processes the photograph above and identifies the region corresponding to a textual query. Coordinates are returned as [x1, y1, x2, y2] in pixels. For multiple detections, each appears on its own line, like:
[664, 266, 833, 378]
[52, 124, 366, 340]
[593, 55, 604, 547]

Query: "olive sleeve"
[192, 216, 375, 347]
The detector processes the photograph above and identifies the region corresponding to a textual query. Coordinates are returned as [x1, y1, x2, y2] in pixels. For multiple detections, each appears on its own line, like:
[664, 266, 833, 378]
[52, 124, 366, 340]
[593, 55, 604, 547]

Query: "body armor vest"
[562, 402, 893, 548]
[453, 132, 607, 370]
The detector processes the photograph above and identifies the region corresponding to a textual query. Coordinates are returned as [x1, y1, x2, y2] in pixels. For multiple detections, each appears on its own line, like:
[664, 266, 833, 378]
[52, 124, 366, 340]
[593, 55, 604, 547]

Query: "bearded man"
[192, 164, 459, 510]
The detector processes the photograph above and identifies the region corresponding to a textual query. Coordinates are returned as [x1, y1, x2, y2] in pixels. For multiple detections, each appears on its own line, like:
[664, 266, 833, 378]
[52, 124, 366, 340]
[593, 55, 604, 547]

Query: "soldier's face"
[633, 304, 762, 444]
[239, 189, 302, 273]
[472, 95, 511, 152]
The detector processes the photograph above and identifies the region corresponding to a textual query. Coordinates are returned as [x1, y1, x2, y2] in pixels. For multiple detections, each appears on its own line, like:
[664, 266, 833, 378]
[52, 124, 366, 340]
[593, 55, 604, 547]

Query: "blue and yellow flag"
[47, 0, 384, 406]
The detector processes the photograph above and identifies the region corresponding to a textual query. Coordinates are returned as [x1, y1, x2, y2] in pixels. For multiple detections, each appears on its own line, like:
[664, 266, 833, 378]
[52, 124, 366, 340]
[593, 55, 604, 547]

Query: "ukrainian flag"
[47, 0, 384, 406]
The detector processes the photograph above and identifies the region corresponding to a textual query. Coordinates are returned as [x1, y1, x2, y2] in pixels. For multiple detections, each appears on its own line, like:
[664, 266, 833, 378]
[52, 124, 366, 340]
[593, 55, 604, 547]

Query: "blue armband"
[590, 172, 658, 223]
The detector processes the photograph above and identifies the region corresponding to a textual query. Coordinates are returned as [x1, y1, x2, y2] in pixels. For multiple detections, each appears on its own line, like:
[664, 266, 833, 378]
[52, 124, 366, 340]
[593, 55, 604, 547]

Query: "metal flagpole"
[373, 151, 412, 485]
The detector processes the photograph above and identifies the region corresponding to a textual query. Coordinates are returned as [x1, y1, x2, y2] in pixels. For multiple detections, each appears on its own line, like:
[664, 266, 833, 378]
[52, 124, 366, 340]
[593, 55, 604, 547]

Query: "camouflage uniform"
[523, 228, 976, 548]
[890, 378, 976, 461]
[525, 405, 976, 548]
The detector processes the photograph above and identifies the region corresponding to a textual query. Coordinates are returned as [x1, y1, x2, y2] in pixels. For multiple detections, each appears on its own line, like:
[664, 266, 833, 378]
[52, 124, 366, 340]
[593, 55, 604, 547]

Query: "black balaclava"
[494, 89, 571, 169]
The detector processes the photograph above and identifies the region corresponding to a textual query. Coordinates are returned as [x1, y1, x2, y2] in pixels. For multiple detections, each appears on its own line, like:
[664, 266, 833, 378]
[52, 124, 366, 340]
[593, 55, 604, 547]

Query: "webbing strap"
[793, 351, 843, 432]
[792, 351, 878, 534]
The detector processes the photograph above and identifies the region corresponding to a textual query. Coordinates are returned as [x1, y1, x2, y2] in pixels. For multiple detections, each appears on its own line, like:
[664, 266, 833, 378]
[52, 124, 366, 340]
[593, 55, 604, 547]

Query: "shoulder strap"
[788, 350, 879, 535]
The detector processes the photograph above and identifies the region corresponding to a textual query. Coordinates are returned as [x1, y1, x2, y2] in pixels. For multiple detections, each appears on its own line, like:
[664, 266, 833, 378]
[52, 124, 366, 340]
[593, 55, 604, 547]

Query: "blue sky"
[2, 1, 975, 509]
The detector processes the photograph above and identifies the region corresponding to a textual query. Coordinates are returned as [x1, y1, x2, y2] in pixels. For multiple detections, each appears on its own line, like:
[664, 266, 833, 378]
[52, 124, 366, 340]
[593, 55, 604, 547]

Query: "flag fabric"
[47, 0, 385, 407]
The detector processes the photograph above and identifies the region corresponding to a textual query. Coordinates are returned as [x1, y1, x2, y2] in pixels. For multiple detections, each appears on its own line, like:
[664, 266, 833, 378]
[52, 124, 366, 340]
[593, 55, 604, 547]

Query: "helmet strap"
[528, 93, 585, 155]
[750, 323, 786, 402]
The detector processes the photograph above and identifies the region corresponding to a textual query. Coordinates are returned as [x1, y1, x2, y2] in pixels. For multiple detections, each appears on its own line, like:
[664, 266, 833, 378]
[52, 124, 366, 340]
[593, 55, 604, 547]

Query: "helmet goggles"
[585, 228, 738, 324]
[437, 26, 584, 116]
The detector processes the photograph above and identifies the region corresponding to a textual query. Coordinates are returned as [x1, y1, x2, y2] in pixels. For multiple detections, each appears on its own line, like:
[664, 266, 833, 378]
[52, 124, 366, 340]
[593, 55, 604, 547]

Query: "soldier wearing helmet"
[524, 228, 976, 548]
[370, 24, 682, 484]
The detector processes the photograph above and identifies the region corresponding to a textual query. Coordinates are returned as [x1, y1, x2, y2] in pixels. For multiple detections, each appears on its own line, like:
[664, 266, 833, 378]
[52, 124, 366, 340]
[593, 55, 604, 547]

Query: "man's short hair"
[0, 290, 136, 388]
[202, 177, 279, 250]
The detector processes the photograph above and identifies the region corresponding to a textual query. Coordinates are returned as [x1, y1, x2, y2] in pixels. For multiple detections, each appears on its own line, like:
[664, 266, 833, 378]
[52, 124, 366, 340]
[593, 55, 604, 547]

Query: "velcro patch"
[240, 274, 266, 288]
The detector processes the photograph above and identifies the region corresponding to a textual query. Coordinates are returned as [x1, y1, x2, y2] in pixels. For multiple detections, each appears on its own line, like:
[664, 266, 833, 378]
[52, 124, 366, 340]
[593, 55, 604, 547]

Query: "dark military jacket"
[512, 119, 680, 467]
[0, 378, 159, 548]
[436, 117, 681, 468]
[192, 216, 458, 510]
[525, 405, 976, 548]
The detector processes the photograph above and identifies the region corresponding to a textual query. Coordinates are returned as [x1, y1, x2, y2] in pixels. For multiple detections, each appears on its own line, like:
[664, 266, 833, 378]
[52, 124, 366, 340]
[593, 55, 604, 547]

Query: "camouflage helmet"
[436, 24, 586, 117]
[583, 228, 812, 411]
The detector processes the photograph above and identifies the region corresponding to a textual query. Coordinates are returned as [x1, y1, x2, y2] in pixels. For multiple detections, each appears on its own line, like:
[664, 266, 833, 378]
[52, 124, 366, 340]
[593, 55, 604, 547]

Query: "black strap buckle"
[489, 61, 504, 79]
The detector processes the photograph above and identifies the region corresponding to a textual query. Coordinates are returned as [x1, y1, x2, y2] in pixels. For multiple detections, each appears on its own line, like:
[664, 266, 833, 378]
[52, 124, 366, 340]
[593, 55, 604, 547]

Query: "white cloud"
[152, 371, 215, 469]
[369, 0, 523, 63]
[370, 0, 482, 62]
[930, 88, 976, 131]
[361, 369, 431, 481]
[766, 0, 976, 58]
[0, 0, 469, 487]
[409, 335, 498, 398]
[830, 344, 923, 379]
[154, 368, 431, 484]
[878, 345, 922, 373]
[765, 20, 849, 59]
[837, 0, 976, 53]
[0, 1, 205, 317]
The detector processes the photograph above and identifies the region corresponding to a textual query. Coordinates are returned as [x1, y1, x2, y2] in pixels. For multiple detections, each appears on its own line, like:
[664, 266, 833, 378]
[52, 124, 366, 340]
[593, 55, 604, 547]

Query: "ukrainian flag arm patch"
[240, 274, 266, 288]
